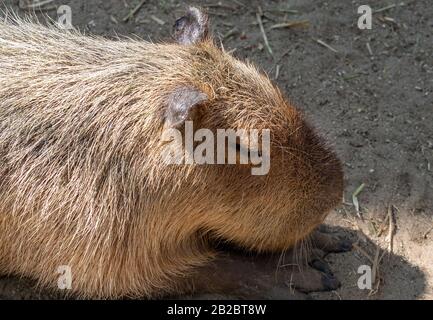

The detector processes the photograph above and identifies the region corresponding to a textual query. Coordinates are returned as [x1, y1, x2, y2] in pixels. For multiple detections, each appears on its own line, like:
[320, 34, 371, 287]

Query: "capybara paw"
[309, 257, 333, 274]
[288, 263, 340, 293]
[284, 227, 352, 293]
[310, 227, 353, 254]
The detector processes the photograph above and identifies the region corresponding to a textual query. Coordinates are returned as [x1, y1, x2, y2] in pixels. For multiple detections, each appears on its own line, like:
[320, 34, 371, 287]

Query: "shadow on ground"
[0, 224, 427, 299]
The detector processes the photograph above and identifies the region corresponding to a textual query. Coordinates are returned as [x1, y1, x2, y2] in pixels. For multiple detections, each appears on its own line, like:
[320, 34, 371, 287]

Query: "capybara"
[0, 7, 345, 298]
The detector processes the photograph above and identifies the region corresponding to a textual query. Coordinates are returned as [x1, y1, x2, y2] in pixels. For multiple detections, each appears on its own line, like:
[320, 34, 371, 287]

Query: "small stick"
[279, 263, 298, 268]
[287, 273, 296, 294]
[342, 73, 364, 81]
[122, 0, 146, 23]
[368, 275, 381, 296]
[256, 8, 273, 56]
[370, 246, 387, 296]
[342, 218, 359, 229]
[275, 64, 280, 80]
[267, 9, 299, 14]
[352, 183, 365, 219]
[257, 5, 264, 16]
[371, 245, 380, 287]
[150, 15, 165, 25]
[19, 0, 55, 9]
[385, 205, 395, 253]
[376, 215, 389, 237]
[315, 39, 338, 53]
[374, 2, 405, 13]
[383, 16, 396, 23]
[223, 27, 238, 40]
[110, 15, 119, 25]
[270, 20, 309, 29]
[232, 0, 246, 7]
[227, 48, 237, 55]
[333, 290, 342, 300]
[366, 42, 373, 55]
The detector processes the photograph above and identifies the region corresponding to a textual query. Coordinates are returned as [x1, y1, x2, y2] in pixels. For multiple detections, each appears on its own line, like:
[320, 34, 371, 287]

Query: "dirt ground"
[0, 0, 432, 300]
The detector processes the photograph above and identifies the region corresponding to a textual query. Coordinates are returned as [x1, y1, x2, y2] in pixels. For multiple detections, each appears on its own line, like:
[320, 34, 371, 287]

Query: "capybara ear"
[173, 7, 209, 45]
[164, 86, 208, 129]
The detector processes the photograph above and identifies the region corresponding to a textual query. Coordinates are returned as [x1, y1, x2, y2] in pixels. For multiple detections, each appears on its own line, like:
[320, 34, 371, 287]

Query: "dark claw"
[336, 238, 353, 252]
[310, 259, 333, 275]
[321, 274, 340, 291]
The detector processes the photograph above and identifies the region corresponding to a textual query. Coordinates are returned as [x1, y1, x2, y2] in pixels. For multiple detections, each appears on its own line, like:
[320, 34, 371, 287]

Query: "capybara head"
[155, 7, 344, 251]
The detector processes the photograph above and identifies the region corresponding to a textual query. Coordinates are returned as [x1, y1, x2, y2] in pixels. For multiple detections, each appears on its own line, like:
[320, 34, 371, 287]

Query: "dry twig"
[270, 20, 309, 30]
[352, 183, 365, 219]
[123, 0, 146, 22]
[374, 2, 405, 13]
[385, 205, 396, 253]
[150, 15, 165, 25]
[256, 7, 273, 56]
[315, 39, 338, 53]
[19, 0, 55, 9]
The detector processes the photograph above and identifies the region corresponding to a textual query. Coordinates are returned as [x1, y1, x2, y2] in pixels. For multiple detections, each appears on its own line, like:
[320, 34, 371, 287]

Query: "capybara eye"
[174, 17, 187, 33]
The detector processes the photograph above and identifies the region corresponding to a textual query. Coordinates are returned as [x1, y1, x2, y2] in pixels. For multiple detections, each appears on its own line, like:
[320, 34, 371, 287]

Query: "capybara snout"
[0, 7, 343, 298]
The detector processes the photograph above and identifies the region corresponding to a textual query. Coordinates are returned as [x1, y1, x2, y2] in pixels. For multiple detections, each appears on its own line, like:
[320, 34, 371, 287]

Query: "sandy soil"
[0, 0, 432, 299]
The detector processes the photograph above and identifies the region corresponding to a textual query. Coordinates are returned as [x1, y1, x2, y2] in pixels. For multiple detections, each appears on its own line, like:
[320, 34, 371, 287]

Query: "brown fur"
[0, 12, 343, 298]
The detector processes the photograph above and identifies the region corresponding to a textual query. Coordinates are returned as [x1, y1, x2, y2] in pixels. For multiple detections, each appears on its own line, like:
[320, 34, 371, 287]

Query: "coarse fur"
[0, 10, 343, 298]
